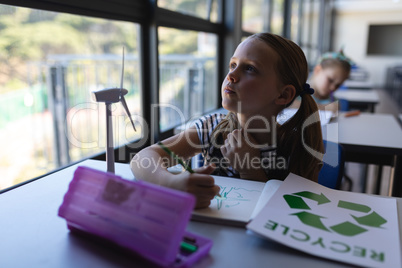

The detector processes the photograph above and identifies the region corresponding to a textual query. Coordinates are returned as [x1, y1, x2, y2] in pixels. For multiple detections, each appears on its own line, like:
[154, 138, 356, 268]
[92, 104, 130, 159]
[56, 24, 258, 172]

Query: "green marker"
[180, 241, 198, 253]
[158, 142, 194, 173]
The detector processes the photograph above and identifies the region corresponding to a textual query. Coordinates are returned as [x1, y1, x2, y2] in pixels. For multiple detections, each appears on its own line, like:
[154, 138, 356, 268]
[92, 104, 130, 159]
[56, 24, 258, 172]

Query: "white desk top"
[323, 112, 402, 153]
[334, 89, 379, 103]
[342, 80, 373, 89]
[0, 159, 357, 268]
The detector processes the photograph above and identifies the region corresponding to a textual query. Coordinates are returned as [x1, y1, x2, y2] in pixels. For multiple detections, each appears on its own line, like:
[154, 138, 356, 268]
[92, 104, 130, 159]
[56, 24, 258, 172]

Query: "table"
[0, 159, 359, 268]
[323, 112, 402, 196]
[334, 89, 379, 112]
[342, 80, 373, 89]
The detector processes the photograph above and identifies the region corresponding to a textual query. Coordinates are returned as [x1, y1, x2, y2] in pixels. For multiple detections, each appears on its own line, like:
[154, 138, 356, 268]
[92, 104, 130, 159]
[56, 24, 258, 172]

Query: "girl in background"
[131, 33, 324, 208]
[310, 50, 353, 111]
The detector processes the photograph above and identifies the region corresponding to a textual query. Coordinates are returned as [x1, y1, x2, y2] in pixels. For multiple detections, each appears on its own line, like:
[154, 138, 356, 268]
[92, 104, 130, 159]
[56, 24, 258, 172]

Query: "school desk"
[0, 159, 372, 268]
[342, 80, 373, 90]
[334, 89, 379, 112]
[322, 112, 402, 197]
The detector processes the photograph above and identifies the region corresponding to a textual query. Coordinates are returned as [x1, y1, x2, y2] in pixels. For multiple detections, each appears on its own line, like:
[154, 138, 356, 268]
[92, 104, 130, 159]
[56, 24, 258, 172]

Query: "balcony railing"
[0, 54, 217, 190]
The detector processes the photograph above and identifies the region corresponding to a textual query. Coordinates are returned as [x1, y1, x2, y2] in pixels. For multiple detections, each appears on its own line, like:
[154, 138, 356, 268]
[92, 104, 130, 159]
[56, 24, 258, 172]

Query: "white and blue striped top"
[194, 113, 287, 180]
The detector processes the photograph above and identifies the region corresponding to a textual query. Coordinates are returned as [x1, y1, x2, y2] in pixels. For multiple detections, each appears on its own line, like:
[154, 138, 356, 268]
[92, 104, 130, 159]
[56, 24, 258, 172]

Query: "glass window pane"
[310, 0, 320, 62]
[300, 0, 320, 65]
[242, 0, 265, 33]
[271, 0, 284, 35]
[0, 4, 141, 190]
[158, 27, 218, 132]
[291, 0, 301, 42]
[300, 1, 311, 59]
[158, 0, 220, 22]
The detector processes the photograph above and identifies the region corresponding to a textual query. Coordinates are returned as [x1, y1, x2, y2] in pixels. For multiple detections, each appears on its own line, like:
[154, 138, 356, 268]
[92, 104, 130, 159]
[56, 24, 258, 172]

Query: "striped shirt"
[194, 113, 288, 180]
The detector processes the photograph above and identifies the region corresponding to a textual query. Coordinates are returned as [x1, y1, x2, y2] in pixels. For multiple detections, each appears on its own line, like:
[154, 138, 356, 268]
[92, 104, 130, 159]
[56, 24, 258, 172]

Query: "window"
[158, 0, 220, 22]
[0, 4, 141, 190]
[158, 27, 218, 131]
[299, 0, 320, 65]
[242, 0, 267, 33]
[290, 0, 301, 42]
[271, 0, 284, 35]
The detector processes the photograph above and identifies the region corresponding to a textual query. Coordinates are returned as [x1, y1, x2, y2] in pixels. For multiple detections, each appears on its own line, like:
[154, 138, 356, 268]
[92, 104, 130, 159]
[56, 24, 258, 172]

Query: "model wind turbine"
[92, 47, 136, 173]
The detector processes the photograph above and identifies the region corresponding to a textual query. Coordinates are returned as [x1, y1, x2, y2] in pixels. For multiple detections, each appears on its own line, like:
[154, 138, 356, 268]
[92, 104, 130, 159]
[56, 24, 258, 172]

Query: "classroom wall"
[332, 1, 402, 88]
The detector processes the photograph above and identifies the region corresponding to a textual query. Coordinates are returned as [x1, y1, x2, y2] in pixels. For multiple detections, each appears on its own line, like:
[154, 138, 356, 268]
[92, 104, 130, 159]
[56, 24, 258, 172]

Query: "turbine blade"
[121, 96, 136, 132]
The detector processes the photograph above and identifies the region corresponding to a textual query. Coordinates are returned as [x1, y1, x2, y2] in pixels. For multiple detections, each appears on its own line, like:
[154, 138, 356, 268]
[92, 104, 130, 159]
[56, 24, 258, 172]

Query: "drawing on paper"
[214, 185, 262, 210]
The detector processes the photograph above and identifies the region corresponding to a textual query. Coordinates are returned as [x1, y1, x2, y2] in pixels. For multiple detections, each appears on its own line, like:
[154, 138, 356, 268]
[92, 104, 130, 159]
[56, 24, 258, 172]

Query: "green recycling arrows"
[352, 211, 387, 227]
[283, 195, 311, 209]
[330, 221, 367, 236]
[338, 200, 370, 213]
[294, 191, 331, 205]
[283, 191, 387, 237]
[283, 191, 330, 209]
[291, 211, 329, 231]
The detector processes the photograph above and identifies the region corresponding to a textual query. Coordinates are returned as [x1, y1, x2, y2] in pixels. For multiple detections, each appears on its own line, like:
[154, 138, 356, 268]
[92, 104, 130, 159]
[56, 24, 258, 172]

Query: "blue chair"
[318, 140, 345, 189]
[339, 98, 349, 111]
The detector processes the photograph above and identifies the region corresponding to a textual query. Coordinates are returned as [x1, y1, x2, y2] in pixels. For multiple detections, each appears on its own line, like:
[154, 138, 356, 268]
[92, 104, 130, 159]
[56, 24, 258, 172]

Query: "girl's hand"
[181, 164, 220, 209]
[220, 129, 266, 180]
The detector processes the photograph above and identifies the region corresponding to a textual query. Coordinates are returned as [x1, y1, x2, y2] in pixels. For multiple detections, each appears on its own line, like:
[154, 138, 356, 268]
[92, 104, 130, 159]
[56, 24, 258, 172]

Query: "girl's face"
[221, 38, 283, 118]
[313, 64, 349, 100]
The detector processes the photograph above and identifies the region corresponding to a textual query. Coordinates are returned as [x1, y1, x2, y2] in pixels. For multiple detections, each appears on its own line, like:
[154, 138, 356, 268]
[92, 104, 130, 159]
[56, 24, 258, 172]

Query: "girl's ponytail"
[251, 32, 324, 181]
[278, 92, 324, 181]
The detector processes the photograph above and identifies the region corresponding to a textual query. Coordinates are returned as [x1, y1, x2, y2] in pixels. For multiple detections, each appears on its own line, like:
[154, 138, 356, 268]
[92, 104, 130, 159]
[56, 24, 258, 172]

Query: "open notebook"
[191, 176, 282, 227]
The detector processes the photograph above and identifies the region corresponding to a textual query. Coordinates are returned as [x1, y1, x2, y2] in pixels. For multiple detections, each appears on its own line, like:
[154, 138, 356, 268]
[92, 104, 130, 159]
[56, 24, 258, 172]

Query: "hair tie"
[319, 49, 354, 66]
[301, 83, 314, 96]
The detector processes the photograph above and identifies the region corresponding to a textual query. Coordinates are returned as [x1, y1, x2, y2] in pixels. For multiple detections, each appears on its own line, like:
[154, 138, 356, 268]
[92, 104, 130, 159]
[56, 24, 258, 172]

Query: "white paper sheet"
[247, 173, 400, 268]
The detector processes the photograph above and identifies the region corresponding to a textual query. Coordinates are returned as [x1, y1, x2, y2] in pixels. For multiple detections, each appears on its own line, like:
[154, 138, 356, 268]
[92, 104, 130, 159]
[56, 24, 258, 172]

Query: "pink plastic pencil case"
[58, 166, 212, 267]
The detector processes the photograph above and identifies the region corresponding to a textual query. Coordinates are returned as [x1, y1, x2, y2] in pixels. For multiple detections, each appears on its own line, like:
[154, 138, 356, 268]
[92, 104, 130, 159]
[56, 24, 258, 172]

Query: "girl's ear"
[275, 85, 296, 105]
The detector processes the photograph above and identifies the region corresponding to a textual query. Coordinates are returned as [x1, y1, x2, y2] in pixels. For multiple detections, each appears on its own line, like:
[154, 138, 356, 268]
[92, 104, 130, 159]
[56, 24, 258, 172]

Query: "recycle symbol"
[283, 191, 387, 237]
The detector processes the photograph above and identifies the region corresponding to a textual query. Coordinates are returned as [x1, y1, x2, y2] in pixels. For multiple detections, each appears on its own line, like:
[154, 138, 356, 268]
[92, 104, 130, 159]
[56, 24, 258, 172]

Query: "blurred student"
[310, 50, 353, 111]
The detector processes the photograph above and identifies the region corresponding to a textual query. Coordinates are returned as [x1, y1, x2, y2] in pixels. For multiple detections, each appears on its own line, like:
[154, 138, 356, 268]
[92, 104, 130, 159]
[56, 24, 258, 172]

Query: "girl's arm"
[130, 125, 220, 208]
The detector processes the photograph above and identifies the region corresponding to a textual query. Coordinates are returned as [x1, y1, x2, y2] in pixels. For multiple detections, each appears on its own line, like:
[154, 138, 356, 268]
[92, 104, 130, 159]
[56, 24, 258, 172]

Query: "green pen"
[180, 241, 198, 253]
[158, 142, 194, 173]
